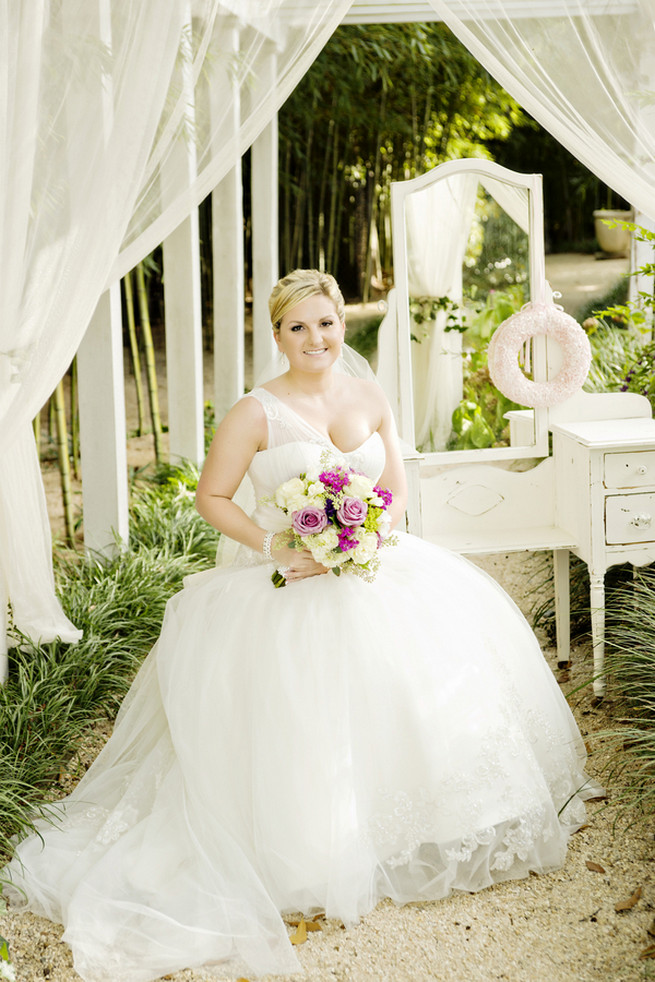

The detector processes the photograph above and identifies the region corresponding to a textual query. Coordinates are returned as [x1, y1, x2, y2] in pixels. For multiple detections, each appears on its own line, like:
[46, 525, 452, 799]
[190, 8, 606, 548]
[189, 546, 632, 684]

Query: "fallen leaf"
[558, 670, 571, 683]
[615, 886, 642, 912]
[640, 944, 655, 960]
[586, 792, 608, 802]
[306, 920, 323, 933]
[647, 917, 655, 939]
[586, 861, 606, 874]
[289, 919, 308, 945]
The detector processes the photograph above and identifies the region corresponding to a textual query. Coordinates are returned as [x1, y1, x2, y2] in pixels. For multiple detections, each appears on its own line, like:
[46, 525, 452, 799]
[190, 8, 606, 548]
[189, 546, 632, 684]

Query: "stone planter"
[593, 208, 633, 256]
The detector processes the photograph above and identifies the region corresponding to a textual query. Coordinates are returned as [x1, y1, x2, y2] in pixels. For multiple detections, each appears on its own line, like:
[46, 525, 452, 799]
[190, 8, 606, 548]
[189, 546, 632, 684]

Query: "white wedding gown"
[4, 387, 597, 982]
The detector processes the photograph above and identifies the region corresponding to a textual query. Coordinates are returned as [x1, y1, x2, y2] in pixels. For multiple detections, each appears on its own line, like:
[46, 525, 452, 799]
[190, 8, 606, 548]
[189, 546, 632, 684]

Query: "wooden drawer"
[605, 451, 655, 488]
[606, 493, 655, 544]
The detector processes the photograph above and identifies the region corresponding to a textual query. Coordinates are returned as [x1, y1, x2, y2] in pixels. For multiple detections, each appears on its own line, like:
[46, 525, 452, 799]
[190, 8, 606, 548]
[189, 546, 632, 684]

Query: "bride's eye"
[290, 324, 304, 332]
[321, 320, 334, 328]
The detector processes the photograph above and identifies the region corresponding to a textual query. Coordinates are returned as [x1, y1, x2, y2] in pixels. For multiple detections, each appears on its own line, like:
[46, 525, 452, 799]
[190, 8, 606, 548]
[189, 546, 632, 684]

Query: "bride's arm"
[195, 397, 270, 553]
[375, 389, 408, 529]
[195, 397, 318, 574]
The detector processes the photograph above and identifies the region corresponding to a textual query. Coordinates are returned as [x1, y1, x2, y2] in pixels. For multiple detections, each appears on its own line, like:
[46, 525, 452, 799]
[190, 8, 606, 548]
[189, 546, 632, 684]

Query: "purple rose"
[292, 506, 328, 536]
[336, 496, 368, 527]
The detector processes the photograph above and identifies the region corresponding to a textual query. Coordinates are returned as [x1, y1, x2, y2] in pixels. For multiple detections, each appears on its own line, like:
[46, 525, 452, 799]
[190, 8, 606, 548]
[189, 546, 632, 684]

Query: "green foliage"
[463, 196, 529, 301]
[601, 568, 655, 820]
[581, 223, 655, 410]
[449, 399, 495, 450]
[445, 287, 525, 450]
[0, 465, 216, 860]
[410, 295, 465, 342]
[278, 22, 525, 295]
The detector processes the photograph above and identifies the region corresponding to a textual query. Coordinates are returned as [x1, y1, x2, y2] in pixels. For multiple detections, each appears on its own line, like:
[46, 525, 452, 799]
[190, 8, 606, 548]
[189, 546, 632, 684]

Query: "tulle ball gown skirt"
[3, 533, 597, 981]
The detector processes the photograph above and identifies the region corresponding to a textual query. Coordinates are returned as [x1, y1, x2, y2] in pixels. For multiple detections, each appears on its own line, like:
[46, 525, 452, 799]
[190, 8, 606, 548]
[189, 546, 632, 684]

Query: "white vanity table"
[379, 157, 649, 699]
[552, 417, 655, 695]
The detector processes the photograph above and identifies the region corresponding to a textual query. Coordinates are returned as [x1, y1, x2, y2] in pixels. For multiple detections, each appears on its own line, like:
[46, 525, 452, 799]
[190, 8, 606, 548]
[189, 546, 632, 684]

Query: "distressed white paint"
[163, 211, 205, 465]
[553, 416, 655, 696]
[251, 46, 279, 384]
[77, 285, 129, 554]
[162, 2, 204, 465]
[212, 22, 245, 420]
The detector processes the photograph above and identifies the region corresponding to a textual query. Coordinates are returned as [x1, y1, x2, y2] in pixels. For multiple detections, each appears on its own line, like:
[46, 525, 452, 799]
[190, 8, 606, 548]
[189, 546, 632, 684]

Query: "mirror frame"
[390, 158, 549, 464]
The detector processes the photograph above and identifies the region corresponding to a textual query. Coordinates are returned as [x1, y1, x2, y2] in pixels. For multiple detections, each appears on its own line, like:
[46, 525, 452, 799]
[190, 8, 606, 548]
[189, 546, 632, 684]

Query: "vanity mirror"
[388, 158, 549, 463]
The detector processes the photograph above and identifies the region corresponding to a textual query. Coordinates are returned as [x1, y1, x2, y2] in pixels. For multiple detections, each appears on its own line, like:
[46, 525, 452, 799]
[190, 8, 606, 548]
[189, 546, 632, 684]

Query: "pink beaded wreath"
[487, 302, 592, 408]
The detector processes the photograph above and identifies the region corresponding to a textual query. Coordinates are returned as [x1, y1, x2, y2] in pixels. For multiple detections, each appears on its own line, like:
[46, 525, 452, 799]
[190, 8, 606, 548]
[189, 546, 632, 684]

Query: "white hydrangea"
[274, 477, 307, 512]
[350, 531, 379, 565]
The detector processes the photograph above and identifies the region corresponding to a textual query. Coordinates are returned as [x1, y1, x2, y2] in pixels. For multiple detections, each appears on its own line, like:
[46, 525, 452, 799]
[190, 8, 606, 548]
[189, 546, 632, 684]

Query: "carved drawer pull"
[637, 465, 648, 475]
[629, 513, 652, 528]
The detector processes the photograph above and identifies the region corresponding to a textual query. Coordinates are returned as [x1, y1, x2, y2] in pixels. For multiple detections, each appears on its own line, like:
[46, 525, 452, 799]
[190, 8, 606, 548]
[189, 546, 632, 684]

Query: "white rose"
[347, 473, 375, 498]
[275, 477, 306, 510]
[368, 494, 384, 507]
[350, 531, 379, 565]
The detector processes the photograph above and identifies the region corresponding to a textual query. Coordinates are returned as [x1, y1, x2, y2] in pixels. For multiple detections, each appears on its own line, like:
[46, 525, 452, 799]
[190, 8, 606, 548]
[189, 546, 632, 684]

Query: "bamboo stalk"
[124, 271, 146, 436]
[135, 262, 163, 463]
[70, 357, 80, 478]
[54, 378, 75, 546]
[33, 411, 41, 459]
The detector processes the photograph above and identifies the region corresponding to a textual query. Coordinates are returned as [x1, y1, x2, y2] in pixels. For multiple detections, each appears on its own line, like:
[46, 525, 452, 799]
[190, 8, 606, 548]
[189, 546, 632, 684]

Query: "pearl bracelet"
[262, 530, 276, 562]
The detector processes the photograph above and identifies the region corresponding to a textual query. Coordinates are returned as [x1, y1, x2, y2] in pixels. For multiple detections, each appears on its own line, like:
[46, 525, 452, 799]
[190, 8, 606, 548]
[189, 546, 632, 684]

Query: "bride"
[4, 269, 597, 982]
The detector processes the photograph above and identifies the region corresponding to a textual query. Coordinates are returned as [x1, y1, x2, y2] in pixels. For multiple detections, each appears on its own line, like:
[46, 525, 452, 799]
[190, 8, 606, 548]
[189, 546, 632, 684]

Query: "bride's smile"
[274, 293, 345, 371]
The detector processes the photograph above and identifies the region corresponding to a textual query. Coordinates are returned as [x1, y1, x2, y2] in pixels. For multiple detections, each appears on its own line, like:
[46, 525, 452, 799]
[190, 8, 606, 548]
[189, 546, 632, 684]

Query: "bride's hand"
[271, 533, 328, 583]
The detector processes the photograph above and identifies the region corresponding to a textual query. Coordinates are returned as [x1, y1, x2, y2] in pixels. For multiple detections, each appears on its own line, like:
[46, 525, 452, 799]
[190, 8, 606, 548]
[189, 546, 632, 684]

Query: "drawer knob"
[630, 513, 652, 528]
[637, 465, 648, 475]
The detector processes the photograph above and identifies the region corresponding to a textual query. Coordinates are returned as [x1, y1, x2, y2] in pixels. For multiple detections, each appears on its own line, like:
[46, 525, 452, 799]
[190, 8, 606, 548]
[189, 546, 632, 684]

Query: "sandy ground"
[6, 254, 653, 981]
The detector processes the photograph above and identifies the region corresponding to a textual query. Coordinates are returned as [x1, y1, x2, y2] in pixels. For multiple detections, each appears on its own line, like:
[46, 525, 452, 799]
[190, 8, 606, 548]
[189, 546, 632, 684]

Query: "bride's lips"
[304, 348, 328, 355]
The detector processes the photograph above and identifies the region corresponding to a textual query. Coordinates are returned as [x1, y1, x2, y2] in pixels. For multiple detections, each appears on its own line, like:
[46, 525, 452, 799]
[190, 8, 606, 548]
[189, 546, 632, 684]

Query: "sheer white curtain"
[431, 0, 655, 222]
[0, 0, 351, 657]
[405, 174, 478, 449]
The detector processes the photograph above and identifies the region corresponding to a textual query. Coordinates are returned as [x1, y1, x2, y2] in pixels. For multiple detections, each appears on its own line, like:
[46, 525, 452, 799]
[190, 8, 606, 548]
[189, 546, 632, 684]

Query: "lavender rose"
[292, 506, 328, 537]
[336, 496, 368, 527]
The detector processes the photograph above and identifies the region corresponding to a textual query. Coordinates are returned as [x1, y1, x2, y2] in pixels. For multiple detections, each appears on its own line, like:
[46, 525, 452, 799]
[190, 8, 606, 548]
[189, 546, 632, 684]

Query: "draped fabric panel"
[431, 0, 655, 221]
[406, 174, 478, 449]
[0, 0, 351, 649]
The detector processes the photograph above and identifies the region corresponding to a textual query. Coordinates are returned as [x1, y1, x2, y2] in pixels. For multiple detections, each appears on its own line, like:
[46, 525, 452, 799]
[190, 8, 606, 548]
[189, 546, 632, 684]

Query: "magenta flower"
[373, 485, 393, 509]
[336, 496, 368, 527]
[319, 469, 349, 493]
[292, 506, 328, 537]
[337, 527, 360, 552]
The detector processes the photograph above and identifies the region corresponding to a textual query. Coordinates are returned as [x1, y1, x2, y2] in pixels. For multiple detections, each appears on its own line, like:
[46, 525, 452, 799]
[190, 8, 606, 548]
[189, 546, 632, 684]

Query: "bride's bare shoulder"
[217, 391, 268, 442]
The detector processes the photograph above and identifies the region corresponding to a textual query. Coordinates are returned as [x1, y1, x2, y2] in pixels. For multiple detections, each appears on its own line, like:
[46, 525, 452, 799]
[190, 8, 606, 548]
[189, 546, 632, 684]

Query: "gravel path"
[2, 551, 653, 982]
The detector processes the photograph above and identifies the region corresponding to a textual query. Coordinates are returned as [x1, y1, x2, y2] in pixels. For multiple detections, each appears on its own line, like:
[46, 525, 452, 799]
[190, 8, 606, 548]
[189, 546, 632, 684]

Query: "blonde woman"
[4, 270, 598, 982]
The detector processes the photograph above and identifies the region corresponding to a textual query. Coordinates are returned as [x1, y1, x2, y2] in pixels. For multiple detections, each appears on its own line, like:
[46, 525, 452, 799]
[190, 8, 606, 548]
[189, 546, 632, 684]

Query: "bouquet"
[268, 464, 396, 588]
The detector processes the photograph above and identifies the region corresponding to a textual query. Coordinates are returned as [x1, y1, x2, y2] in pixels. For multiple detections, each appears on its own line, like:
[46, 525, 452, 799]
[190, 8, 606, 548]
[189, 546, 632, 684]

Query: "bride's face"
[275, 294, 345, 371]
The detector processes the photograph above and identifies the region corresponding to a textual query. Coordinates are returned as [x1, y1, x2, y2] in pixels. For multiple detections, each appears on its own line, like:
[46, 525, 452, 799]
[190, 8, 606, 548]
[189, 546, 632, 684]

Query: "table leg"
[553, 548, 570, 667]
[589, 571, 605, 698]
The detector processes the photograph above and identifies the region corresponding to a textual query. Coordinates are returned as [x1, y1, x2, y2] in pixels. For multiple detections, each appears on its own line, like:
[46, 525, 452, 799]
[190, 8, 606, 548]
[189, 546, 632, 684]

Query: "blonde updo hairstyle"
[268, 269, 345, 333]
